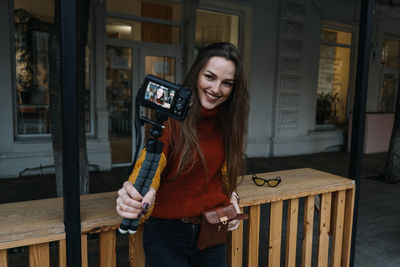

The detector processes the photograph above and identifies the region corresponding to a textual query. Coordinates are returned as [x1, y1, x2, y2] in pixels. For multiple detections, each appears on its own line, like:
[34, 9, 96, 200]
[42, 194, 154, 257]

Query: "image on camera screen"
[144, 81, 176, 109]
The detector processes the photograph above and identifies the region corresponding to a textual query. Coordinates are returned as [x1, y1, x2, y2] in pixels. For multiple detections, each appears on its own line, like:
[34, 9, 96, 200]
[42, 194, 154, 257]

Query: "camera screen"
[144, 81, 176, 110]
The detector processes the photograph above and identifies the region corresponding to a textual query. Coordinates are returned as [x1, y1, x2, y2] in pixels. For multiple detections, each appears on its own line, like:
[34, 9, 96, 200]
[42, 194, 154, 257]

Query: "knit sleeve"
[128, 148, 167, 223]
[128, 148, 167, 192]
[127, 121, 172, 223]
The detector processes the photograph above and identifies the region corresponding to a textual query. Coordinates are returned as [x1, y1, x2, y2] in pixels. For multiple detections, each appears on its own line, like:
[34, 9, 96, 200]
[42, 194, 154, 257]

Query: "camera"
[138, 75, 191, 121]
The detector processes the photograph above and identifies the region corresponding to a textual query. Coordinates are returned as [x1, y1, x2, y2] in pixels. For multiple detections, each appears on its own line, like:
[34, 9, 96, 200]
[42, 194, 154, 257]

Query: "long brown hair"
[167, 42, 249, 195]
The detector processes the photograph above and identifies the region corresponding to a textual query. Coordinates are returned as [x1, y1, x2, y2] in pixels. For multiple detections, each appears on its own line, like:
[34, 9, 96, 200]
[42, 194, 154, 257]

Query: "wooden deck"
[0, 168, 355, 266]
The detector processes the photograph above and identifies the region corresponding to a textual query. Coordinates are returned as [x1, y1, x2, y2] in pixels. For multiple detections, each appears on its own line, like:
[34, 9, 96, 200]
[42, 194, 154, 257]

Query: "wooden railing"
[0, 168, 355, 267]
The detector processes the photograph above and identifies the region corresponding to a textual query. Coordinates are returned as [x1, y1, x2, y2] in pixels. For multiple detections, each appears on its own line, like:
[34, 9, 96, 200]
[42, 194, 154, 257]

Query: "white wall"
[251, 0, 359, 157]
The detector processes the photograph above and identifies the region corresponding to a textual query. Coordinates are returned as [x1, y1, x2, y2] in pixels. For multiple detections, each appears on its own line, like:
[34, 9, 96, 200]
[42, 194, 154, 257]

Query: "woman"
[116, 42, 249, 266]
[155, 88, 165, 105]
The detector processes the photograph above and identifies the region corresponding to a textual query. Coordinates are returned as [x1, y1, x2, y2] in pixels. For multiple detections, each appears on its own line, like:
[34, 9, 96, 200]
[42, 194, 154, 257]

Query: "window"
[195, 9, 239, 52]
[380, 37, 400, 112]
[106, 0, 182, 45]
[13, 0, 92, 136]
[316, 28, 352, 126]
[382, 38, 400, 68]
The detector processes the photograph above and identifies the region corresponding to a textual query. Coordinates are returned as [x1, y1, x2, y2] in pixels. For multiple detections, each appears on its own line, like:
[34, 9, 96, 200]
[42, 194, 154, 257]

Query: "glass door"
[140, 49, 182, 83]
[106, 45, 133, 165]
[106, 45, 181, 165]
[379, 37, 400, 112]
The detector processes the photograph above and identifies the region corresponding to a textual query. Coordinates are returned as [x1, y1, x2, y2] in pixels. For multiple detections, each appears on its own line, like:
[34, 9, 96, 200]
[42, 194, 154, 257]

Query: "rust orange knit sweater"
[150, 107, 231, 219]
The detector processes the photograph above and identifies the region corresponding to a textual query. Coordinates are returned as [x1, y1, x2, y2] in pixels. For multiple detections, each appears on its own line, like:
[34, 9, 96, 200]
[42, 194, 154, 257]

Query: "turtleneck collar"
[200, 106, 220, 118]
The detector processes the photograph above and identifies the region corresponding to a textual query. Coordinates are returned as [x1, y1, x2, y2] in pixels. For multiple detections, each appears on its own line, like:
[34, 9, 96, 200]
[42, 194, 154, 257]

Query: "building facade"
[1, 0, 399, 178]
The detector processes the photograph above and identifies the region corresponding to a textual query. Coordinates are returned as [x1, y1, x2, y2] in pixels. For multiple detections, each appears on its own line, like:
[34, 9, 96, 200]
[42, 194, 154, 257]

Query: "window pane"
[195, 9, 239, 50]
[321, 28, 352, 45]
[15, 5, 52, 134]
[316, 45, 351, 125]
[14, 0, 54, 23]
[145, 56, 176, 82]
[380, 74, 398, 112]
[106, 17, 180, 44]
[382, 38, 400, 68]
[14, 0, 92, 135]
[107, 0, 182, 22]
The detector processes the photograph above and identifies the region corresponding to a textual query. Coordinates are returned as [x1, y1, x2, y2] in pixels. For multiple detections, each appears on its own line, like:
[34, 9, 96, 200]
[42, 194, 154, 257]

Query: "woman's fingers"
[116, 182, 143, 218]
[116, 183, 157, 218]
[123, 181, 143, 201]
[116, 197, 142, 219]
[141, 188, 156, 209]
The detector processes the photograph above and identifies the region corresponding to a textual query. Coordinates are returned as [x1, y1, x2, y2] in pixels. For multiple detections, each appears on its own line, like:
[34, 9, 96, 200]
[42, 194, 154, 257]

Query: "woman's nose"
[209, 81, 222, 93]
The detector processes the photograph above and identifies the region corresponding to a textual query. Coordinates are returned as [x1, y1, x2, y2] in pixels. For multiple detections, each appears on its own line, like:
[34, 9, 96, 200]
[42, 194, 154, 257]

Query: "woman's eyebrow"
[204, 70, 216, 76]
[205, 70, 234, 81]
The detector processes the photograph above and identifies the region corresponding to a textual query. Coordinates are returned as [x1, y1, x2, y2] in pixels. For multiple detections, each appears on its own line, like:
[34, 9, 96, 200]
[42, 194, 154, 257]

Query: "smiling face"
[156, 88, 164, 99]
[197, 56, 235, 110]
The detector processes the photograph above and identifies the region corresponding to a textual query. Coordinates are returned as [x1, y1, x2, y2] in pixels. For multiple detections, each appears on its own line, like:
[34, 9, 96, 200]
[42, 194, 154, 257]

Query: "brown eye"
[204, 74, 213, 80]
[223, 81, 234, 87]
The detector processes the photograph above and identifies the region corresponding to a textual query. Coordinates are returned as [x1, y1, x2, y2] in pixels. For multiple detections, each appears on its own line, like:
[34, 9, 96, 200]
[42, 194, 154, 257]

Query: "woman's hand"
[228, 192, 241, 231]
[116, 181, 156, 219]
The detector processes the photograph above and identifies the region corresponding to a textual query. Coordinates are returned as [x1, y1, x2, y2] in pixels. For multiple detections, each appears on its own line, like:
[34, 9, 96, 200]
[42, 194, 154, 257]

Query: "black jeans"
[143, 217, 226, 267]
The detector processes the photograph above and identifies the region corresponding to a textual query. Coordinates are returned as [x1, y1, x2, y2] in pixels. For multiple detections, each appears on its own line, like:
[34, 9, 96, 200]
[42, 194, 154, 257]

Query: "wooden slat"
[228, 208, 244, 267]
[0, 249, 8, 267]
[286, 198, 299, 267]
[0, 191, 119, 250]
[0, 197, 64, 250]
[130, 226, 145, 267]
[330, 190, 346, 267]
[81, 235, 88, 267]
[246, 205, 260, 267]
[58, 236, 88, 267]
[79, 192, 120, 233]
[317, 193, 332, 267]
[237, 168, 355, 208]
[99, 230, 116, 267]
[0, 234, 65, 251]
[59, 239, 66, 267]
[268, 201, 283, 267]
[29, 243, 50, 267]
[341, 188, 355, 267]
[301, 195, 315, 267]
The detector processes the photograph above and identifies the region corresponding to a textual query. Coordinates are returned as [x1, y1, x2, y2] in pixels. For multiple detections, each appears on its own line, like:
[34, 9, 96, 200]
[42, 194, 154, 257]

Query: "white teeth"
[206, 92, 218, 100]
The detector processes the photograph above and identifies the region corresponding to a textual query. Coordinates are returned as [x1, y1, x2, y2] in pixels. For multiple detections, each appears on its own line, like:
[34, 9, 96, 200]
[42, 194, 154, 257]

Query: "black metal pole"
[349, 0, 374, 266]
[61, 0, 82, 266]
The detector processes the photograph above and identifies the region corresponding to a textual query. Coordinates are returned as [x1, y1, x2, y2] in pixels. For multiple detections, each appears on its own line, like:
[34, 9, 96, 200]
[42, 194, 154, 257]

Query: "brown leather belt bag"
[196, 203, 248, 250]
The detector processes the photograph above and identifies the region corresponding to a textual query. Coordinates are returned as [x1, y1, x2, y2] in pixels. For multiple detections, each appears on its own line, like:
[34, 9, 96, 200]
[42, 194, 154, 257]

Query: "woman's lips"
[205, 91, 219, 102]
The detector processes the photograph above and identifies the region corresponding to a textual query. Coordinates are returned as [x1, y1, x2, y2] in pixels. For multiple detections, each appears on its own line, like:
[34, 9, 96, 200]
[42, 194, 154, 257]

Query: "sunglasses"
[252, 175, 281, 187]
